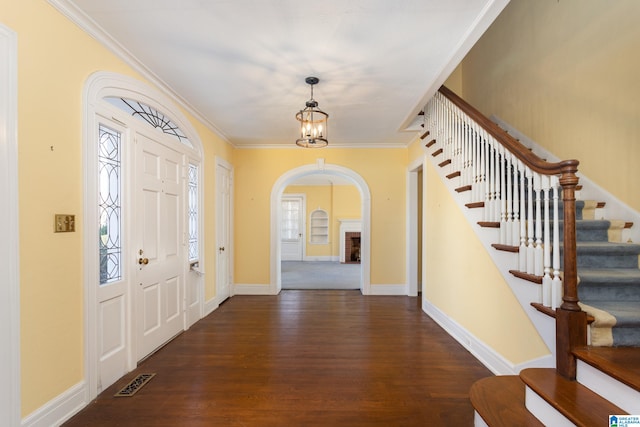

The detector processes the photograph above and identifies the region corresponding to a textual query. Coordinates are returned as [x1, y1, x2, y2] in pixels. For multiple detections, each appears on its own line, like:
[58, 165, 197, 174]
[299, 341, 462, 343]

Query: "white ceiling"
[55, 0, 508, 148]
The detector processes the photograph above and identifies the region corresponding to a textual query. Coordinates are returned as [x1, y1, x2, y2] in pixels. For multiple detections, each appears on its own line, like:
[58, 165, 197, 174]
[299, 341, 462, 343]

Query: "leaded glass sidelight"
[98, 124, 122, 285]
[188, 163, 199, 261]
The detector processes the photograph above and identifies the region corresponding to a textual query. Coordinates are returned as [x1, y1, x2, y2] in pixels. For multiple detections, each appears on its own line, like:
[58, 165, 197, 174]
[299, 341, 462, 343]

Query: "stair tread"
[573, 346, 640, 393]
[579, 268, 640, 280]
[470, 376, 544, 427]
[520, 368, 626, 426]
[581, 300, 640, 325]
[571, 241, 640, 254]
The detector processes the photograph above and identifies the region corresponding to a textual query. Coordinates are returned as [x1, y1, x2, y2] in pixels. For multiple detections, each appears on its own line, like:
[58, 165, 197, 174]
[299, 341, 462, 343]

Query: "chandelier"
[296, 77, 328, 148]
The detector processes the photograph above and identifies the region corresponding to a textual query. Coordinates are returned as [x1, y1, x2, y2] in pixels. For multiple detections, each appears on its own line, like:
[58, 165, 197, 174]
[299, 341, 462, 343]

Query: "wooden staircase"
[423, 86, 640, 426]
[471, 347, 640, 426]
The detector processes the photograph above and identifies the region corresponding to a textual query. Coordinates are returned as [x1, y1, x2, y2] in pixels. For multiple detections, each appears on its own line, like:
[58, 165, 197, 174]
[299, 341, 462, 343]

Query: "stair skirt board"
[524, 387, 574, 427]
[577, 360, 640, 414]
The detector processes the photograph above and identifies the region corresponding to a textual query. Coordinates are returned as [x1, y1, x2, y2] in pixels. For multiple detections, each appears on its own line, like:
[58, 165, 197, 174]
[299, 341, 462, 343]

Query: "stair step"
[530, 303, 595, 323]
[562, 241, 640, 269]
[456, 184, 472, 193]
[521, 368, 626, 427]
[578, 268, 640, 301]
[425, 138, 436, 148]
[438, 159, 451, 167]
[432, 148, 443, 157]
[466, 201, 484, 209]
[509, 269, 542, 284]
[446, 171, 461, 179]
[492, 243, 519, 253]
[582, 300, 640, 346]
[470, 376, 544, 427]
[478, 221, 499, 228]
[419, 130, 430, 140]
[573, 346, 640, 414]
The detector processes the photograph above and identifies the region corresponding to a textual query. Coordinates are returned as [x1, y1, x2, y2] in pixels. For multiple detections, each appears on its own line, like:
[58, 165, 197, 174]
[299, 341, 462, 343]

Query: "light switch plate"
[55, 214, 75, 232]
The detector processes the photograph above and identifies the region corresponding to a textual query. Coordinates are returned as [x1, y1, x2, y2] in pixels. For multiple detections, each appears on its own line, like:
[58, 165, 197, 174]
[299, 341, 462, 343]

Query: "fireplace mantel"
[339, 219, 361, 263]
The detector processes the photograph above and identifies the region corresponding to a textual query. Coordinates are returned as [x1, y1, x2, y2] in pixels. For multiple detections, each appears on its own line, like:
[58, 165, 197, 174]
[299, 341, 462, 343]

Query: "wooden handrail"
[439, 86, 579, 177]
[438, 85, 586, 379]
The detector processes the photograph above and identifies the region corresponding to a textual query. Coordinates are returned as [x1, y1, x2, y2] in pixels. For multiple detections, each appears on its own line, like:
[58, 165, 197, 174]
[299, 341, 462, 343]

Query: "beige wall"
[234, 148, 406, 286]
[3, 0, 230, 416]
[284, 184, 360, 258]
[460, 0, 640, 211]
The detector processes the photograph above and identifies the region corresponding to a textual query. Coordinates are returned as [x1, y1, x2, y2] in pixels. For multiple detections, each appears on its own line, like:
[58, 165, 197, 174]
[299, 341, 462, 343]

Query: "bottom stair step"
[520, 368, 626, 427]
[470, 376, 543, 427]
[573, 346, 640, 413]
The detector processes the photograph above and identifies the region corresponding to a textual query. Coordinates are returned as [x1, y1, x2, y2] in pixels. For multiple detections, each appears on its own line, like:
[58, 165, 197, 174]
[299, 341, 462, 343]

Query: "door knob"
[138, 257, 149, 265]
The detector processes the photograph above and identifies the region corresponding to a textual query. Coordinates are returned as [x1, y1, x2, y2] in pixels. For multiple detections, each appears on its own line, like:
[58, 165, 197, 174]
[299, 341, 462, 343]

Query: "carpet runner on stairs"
[563, 201, 640, 347]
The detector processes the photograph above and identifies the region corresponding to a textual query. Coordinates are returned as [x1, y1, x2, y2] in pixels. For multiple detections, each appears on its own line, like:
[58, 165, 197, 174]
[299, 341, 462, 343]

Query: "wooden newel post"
[556, 167, 587, 379]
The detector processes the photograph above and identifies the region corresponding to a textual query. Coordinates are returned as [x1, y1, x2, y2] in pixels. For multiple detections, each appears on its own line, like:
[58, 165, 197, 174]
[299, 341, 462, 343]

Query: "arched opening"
[270, 160, 371, 294]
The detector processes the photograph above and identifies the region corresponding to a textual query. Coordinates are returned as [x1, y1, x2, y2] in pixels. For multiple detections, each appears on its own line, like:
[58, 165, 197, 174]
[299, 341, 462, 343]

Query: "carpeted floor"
[281, 261, 361, 290]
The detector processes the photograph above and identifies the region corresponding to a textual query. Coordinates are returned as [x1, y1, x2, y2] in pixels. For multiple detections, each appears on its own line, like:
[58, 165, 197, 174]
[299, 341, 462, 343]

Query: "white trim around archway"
[0, 23, 20, 427]
[270, 159, 372, 295]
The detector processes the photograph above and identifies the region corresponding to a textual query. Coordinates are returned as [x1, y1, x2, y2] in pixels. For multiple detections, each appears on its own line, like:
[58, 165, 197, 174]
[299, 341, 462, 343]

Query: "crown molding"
[47, 0, 232, 145]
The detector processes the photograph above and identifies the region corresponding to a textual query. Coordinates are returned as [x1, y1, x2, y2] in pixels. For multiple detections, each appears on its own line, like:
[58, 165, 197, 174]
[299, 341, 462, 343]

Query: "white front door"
[281, 196, 304, 261]
[135, 131, 185, 360]
[216, 159, 232, 302]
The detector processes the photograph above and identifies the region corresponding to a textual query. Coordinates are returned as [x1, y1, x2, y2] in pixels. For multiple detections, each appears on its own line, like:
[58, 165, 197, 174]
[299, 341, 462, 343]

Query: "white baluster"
[505, 152, 513, 246]
[490, 138, 498, 221]
[472, 124, 481, 201]
[499, 146, 507, 245]
[484, 131, 492, 222]
[551, 176, 562, 309]
[542, 175, 552, 306]
[512, 160, 521, 247]
[519, 165, 527, 272]
[534, 172, 543, 276]
[526, 167, 535, 275]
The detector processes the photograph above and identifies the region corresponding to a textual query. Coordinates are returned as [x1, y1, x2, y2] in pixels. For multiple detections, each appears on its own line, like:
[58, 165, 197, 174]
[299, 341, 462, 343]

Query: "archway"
[270, 160, 371, 294]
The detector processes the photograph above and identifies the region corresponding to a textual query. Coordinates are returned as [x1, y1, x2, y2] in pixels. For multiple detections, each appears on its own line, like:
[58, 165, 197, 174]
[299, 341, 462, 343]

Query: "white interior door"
[216, 160, 232, 302]
[135, 131, 185, 360]
[281, 196, 304, 261]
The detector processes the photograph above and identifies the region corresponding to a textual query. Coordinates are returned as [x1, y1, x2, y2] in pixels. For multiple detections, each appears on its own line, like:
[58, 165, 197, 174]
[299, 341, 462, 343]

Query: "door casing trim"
[83, 71, 204, 400]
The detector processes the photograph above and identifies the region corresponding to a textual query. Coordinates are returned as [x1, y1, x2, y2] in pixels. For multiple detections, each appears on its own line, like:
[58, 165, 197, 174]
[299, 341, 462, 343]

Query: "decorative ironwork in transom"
[106, 97, 191, 145]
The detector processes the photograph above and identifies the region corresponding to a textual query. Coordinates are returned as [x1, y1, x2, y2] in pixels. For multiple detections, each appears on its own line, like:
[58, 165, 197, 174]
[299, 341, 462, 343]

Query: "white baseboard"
[422, 297, 548, 376]
[233, 283, 275, 295]
[302, 256, 339, 262]
[204, 297, 220, 317]
[368, 284, 408, 295]
[22, 381, 86, 427]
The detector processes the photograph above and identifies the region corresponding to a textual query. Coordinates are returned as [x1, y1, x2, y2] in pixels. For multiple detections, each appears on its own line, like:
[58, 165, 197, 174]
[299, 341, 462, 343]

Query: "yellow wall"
[3, 0, 230, 416]
[284, 185, 360, 258]
[234, 148, 406, 286]
[460, 0, 640, 211]
[422, 156, 549, 364]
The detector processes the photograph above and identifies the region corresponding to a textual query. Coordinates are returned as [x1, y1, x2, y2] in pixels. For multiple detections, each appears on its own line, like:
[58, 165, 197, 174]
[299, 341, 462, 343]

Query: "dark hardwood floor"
[64, 290, 492, 426]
